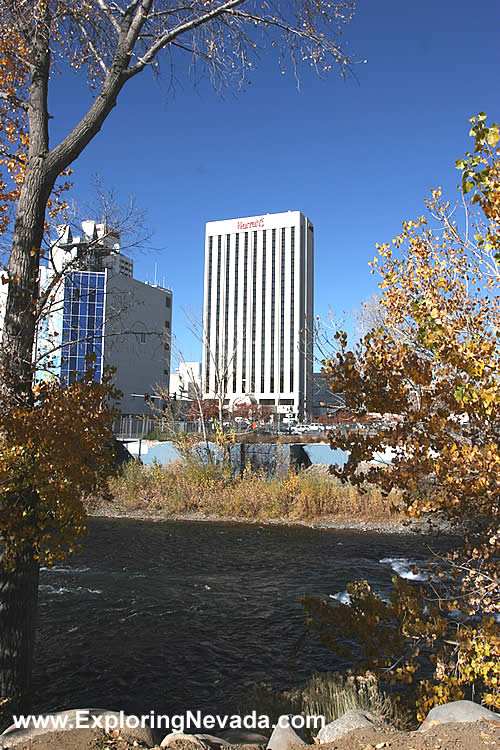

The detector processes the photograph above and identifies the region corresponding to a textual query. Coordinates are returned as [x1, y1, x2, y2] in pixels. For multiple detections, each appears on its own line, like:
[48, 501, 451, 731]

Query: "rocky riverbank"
[1, 702, 498, 750]
[89, 504, 415, 534]
[89, 501, 460, 537]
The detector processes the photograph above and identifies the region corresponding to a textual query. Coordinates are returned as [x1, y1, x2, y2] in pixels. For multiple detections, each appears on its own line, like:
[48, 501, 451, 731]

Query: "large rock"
[419, 700, 500, 731]
[160, 732, 212, 748]
[316, 710, 386, 743]
[0, 708, 155, 748]
[266, 716, 305, 750]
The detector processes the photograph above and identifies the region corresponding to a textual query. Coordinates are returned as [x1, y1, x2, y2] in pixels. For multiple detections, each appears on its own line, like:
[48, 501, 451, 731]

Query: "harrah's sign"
[236, 217, 265, 230]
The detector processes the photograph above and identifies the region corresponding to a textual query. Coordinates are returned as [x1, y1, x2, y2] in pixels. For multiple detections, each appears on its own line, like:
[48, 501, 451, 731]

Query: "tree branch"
[124, 0, 247, 78]
[0, 91, 28, 112]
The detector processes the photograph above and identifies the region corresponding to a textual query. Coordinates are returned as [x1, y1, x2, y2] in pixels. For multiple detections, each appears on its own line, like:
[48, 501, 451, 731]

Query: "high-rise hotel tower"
[202, 211, 314, 418]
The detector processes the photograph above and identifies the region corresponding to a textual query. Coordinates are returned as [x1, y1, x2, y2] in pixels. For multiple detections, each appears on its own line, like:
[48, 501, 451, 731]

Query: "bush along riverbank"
[89, 455, 405, 529]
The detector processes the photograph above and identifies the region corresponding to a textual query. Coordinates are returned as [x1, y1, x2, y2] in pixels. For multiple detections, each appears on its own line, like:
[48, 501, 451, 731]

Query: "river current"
[34, 518, 445, 718]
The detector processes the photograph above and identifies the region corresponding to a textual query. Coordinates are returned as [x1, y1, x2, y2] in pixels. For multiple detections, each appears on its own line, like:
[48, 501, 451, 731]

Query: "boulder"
[419, 700, 500, 731]
[161, 732, 211, 748]
[0, 708, 155, 748]
[316, 710, 386, 743]
[266, 716, 305, 750]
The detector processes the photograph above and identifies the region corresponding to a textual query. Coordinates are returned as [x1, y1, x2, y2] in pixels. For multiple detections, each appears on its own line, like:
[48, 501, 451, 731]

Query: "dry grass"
[240, 671, 408, 738]
[106, 458, 402, 524]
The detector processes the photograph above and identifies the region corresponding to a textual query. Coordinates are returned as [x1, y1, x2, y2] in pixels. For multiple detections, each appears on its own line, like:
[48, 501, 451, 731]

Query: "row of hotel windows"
[205, 227, 298, 393]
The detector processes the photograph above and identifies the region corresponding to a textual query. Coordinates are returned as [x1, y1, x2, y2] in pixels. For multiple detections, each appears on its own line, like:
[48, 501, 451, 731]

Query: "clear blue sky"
[48, 0, 500, 362]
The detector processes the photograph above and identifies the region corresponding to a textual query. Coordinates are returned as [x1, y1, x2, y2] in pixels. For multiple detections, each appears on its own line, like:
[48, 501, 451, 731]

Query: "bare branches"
[125, 0, 247, 78]
[95, 0, 123, 36]
[0, 91, 28, 111]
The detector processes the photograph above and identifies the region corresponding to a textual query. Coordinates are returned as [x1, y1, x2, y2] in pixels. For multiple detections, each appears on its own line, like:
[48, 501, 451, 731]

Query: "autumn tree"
[187, 398, 219, 423]
[0, 366, 119, 724]
[0, 0, 357, 710]
[232, 402, 272, 424]
[302, 115, 500, 717]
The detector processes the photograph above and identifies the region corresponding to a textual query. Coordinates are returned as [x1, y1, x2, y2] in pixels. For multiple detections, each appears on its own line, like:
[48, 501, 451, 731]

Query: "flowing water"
[34, 518, 447, 718]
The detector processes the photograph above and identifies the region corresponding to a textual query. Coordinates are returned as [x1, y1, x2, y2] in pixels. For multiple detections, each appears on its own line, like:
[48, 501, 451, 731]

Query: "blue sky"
[48, 0, 500, 362]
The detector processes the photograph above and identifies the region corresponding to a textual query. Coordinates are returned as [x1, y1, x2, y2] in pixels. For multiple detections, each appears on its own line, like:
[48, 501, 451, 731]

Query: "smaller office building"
[36, 221, 172, 415]
[170, 362, 202, 401]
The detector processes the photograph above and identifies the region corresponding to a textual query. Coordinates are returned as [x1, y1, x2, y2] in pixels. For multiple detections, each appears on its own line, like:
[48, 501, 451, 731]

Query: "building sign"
[236, 217, 265, 230]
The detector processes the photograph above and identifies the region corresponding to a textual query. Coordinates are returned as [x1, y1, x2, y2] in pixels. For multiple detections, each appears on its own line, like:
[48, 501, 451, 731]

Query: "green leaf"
[477, 168, 490, 183]
[463, 181, 474, 194]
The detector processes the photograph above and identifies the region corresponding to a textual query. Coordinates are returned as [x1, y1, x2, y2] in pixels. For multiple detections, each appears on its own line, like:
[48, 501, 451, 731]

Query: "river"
[34, 518, 445, 718]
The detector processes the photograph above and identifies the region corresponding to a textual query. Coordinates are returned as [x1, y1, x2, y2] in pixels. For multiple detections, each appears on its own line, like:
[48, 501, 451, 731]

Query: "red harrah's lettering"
[237, 217, 265, 230]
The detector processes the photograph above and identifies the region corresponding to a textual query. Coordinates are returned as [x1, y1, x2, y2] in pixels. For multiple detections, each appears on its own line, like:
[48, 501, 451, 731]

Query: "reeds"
[107, 457, 401, 523]
[241, 671, 407, 737]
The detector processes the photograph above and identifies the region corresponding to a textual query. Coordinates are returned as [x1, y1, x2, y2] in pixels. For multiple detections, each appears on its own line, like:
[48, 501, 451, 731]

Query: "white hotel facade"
[202, 211, 314, 418]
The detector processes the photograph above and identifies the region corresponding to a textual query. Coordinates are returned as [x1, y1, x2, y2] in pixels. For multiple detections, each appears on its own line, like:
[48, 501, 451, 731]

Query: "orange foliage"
[0, 366, 120, 568]
[303, 115, 500, 716]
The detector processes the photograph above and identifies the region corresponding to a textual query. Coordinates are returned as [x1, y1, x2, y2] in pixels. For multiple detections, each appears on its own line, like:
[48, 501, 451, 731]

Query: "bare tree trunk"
[0, 6, 53, 717]
[1, 163, 53, 401]
[0, 172, 49, 719]
[0, 7, 128, 713]
[0, 539, 40, 726]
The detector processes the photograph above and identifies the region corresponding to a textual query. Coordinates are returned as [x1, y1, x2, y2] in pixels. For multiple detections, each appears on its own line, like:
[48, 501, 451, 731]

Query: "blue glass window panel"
[59, 271, 106, 383]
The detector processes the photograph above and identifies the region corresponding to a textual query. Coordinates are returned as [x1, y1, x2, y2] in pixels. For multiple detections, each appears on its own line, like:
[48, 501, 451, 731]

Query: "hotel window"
[224, 234, 230, 372]
[242, 232, 248, 387]
[166, 296, 171, 308]
[261, 231, 266, 391]
[232, 234, 239, 391]
[251, 231, 257, 392]
[270, 229, 276, 392]
[205, 237, 213, 387]
[140, 332, 147, 344]
[280, 228, 286, 390]
[215, 236, 222, 368]
[290, 226, 295, 391]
